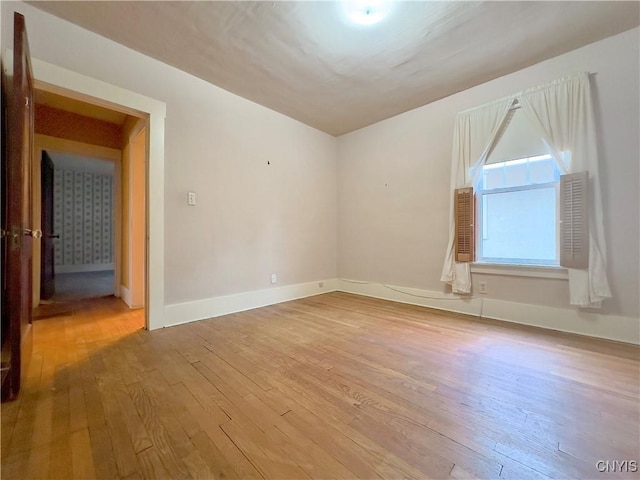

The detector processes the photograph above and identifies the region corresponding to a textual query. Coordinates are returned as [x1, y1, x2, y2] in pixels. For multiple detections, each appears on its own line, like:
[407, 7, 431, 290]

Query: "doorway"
[40, 150, 116, 303]
[31, 87, 149, 314]
[27, 53, 166, 330]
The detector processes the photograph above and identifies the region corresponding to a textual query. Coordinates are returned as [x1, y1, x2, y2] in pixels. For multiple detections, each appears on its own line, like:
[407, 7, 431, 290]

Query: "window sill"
[471, 263, 569, 280]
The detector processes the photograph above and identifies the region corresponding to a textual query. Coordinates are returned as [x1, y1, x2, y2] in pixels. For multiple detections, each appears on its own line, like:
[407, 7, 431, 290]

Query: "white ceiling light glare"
[342, 0, 393, 26]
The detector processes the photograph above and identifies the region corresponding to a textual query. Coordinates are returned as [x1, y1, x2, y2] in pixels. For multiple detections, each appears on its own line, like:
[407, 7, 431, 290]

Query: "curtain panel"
[440, 73, 611, 308]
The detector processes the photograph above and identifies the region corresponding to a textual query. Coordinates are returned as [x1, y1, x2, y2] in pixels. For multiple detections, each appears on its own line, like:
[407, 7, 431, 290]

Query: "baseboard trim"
[120, 285, 132, 308]
[337, 279, 639, 345]
[337, 279, 482, 317]
[481, 298, 640, 345]
[159, 276, 638, 344]
[164, 278, 339, 328]
[56, 263, 114, 274]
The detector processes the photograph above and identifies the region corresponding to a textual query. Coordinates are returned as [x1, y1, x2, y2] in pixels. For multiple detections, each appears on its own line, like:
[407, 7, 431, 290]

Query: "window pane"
[530, 156, 556, 184]
[483, 165, 504, 189]
[504, 160, 528, 188]
[481, 187, 557, 263]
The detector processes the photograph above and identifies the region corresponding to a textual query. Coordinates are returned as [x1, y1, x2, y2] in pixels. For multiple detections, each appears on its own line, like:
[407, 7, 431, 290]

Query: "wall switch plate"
[187, 192, 196, 206]
[271, 273, 277, 284]
[478, 281, 488, 294]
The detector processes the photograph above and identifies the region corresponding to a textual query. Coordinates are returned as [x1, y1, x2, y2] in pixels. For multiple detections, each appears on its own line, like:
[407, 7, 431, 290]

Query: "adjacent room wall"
[338, 28, 640, 326]
[119, 115, 147, 308]
[1, 1, 337, 321]
[53, 167, 114, 273]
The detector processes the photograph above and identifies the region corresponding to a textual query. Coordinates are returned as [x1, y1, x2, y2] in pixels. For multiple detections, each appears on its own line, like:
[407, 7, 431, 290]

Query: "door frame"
[3, 53, 167, 330]
[32, 136, 122, 307]
[39, 150, 54, 301]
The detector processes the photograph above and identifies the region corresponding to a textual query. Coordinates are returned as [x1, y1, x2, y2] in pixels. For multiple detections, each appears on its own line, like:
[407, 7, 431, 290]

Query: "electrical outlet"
[318, 281, 324, 288]
[478, 281, 488, 294]
[187, 191, 196, 206]
[271, 273, 277, 284]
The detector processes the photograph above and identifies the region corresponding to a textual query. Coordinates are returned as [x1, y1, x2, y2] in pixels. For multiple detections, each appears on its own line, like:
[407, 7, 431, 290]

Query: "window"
[476, 154, 562, 266]
[445, 74, 606, 305]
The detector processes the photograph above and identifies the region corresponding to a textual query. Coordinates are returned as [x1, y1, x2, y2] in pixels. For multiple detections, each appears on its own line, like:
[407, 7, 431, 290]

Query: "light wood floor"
[2, 292, 638, 479]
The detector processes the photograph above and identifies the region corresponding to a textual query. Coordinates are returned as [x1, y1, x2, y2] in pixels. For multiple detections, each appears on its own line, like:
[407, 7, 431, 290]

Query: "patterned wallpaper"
[53, 168, 114, 267]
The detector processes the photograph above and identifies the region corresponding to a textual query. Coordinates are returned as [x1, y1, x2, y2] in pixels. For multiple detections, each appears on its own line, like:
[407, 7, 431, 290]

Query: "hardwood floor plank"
[267, 380, 427, 479]
[87, 422, 121, 480]
[109, 378, 153, 454]
[29, 386, 53, 451]
[24, 441, 50, 479]
[280, 409, 383, 479]
[267, 418, 357, 479]
[68, 383, 88, 433]
[138, 372, 201, 454]
[126, 381, 191, 480]
[70, 428, 97, 480]
[48, 432, 72, 479]
[137, 446, 171, 480]
[98, 376, 141, 478]
[181, 449, 215, 480]
[220, 419, 310, 479]
[189, 429, 242, 480]
[1, 449, 30, 480]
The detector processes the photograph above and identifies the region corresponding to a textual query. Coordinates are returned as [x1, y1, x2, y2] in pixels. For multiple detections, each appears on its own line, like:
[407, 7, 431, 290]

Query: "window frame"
[475, 154, 562, 267]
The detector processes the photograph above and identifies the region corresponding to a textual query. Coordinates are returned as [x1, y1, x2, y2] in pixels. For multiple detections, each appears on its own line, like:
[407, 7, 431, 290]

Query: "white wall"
[338, 27, 640, 322]
[1, 2, 337, 315]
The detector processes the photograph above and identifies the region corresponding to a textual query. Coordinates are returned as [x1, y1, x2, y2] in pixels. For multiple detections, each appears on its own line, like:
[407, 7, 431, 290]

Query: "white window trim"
[471, 263, 568, 280]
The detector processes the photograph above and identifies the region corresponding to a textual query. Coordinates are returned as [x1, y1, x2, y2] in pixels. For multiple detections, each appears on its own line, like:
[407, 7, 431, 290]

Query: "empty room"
[1, 1, 639, 479]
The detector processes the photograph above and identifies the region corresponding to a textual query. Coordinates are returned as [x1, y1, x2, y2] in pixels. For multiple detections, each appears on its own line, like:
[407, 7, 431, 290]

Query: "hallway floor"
[50, 270, 115, 302]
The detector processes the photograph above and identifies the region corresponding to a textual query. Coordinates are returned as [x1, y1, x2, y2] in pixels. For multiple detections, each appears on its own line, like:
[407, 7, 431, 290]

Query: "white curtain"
[440, 97, 514, 293]
[519, 73, 611, 307]
[441, 73, 611, 307]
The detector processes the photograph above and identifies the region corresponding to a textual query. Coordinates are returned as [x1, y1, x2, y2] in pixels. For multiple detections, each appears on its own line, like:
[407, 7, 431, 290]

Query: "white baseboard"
[337, 279, 639, 345]
[56, 263, 114, 274]
[337, 279, 483, 317]
[160, 276, 638, 345]
[120, 285, 132, 307]
[164, 278, 339, 328]
[481, 298, 640, 345]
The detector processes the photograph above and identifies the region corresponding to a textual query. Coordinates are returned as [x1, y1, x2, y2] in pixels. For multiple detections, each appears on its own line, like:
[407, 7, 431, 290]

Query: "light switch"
[187, 192, 196, 206]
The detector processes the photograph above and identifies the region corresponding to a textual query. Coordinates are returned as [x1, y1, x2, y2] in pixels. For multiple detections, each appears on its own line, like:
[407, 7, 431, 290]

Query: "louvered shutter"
[559, 172, 588, 268]
[454, 187, 475, 262]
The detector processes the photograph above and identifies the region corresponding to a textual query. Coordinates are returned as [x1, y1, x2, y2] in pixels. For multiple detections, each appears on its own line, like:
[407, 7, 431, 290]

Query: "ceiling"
[30, 1, 640, 136]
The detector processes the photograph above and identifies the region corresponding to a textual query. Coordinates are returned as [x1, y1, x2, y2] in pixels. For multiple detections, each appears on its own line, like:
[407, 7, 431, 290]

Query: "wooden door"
[40, 152, 55, 300]
[1, 13, 35, 401]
